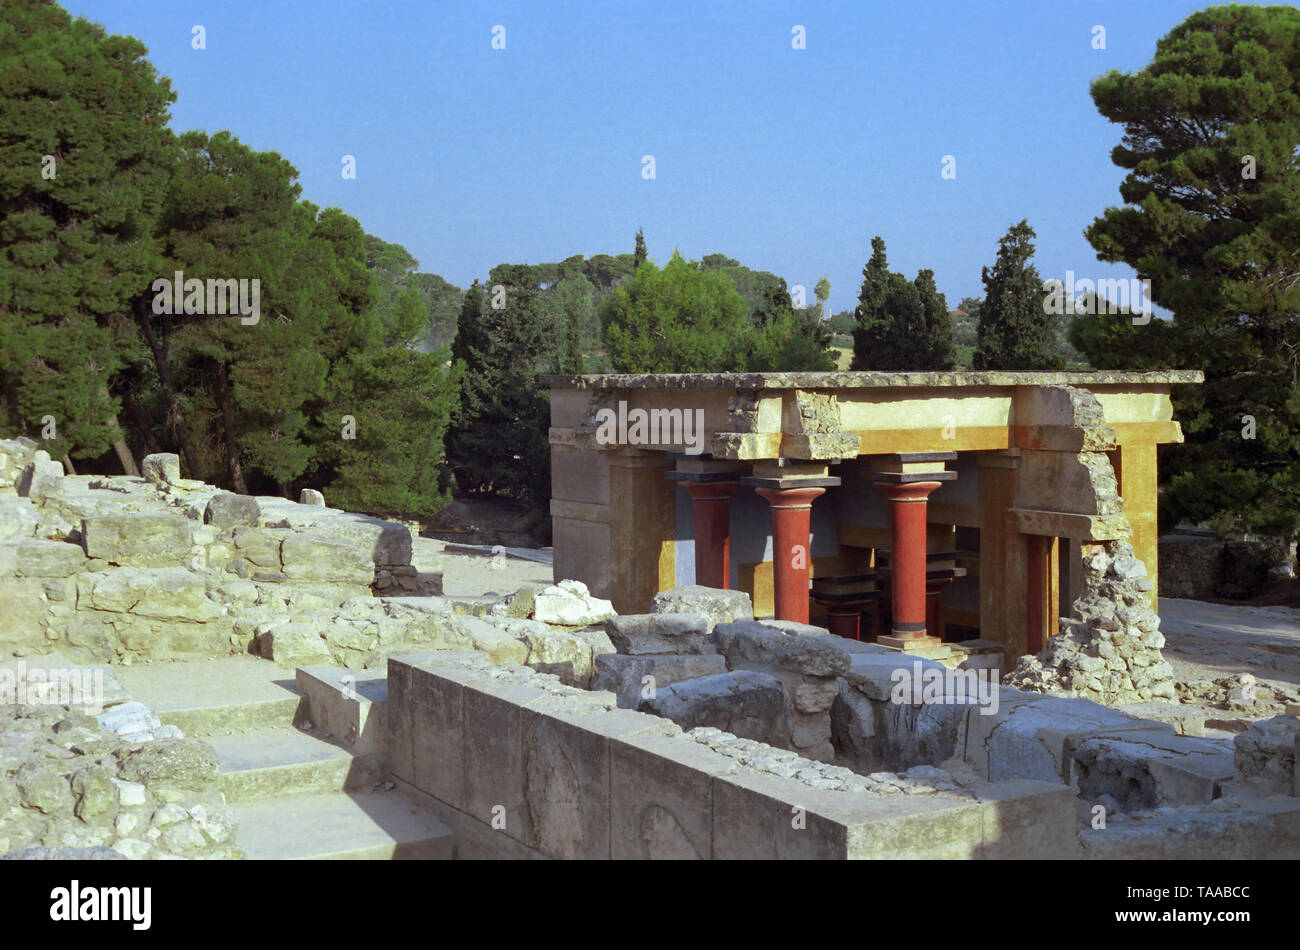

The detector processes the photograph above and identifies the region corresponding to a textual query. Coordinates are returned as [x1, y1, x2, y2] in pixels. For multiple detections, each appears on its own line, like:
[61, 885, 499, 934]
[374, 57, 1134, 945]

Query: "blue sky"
[65, 0, 1212, 314]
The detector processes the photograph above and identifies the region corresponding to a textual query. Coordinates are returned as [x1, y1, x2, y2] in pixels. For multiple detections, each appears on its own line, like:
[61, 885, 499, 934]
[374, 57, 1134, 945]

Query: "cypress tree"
[973, 220, 1063, 370]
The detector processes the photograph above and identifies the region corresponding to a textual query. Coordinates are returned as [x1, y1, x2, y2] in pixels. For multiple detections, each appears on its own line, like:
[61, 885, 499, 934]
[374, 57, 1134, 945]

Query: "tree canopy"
[1081, 3, 1300, 538]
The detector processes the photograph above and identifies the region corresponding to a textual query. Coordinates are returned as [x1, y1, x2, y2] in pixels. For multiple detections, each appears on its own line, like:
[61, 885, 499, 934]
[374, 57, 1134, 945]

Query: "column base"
[876, 633, 952, 660]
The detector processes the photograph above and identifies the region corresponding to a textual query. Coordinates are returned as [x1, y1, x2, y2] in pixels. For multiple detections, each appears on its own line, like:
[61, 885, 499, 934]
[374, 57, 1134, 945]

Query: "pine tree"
[601, 252, 750, 373]
[0, 0, 175, 469]
[1083, 5, 1300, 538]
[446, 272, 551, 502]
[973, 220, 1063, 370]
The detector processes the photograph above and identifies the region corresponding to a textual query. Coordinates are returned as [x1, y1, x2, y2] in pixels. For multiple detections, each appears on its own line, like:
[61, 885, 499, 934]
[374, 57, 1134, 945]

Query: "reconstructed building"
[544, 370, 1204, 664]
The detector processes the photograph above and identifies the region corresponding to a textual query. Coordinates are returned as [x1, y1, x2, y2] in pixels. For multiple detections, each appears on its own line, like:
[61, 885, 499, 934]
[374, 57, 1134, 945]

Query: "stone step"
[231, 790, 457, 860]
[114, 655, 303, 736]
[208, 726, 368, 803]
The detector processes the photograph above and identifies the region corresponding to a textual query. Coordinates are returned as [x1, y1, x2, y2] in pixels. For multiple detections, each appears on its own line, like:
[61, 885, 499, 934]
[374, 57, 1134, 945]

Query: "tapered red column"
[876, 481, 944, 642]
[681, 480, 738, 589]
[866, 452, 957, 657]
[755, 486, 825, 623]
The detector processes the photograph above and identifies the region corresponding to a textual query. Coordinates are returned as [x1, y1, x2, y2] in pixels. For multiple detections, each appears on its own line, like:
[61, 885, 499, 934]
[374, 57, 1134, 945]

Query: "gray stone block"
[712, 621, 849, 676]
[650, 585, 753, 630]
[642, 670, 790, 747]
[604, 613, 715, 656]
[204, 492, 261, 528]
[591, 652, 728, 708]
[609, 731, 740, 860]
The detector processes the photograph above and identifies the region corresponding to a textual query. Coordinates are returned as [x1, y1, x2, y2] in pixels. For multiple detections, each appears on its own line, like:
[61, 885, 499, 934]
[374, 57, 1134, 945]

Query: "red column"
[875, 481, 943, 644]
[682, 481, 738, 590]
[755, 486, 825, 623]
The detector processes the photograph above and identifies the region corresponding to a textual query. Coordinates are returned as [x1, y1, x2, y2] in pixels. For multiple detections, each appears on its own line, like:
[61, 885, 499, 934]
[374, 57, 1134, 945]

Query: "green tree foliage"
[446, 273, 551, 503]
[851, 237, 955, 370]
[633, 228, 647, 269]
[602, 252, 750, 372]
[1082, 4, 1300, 538]
[973, 221, 1063, 370]
[0, 0, 175, 466]
[826, 310, 856, 334]
[0, 3, 458, 516]
[364, 234, 463, 352]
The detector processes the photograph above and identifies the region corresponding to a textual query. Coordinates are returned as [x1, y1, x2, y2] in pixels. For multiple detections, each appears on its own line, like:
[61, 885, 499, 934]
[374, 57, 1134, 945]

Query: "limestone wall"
[0, 438, 445, 666]
[388, 651, 1077, 859]
[0, 697, 240, 859]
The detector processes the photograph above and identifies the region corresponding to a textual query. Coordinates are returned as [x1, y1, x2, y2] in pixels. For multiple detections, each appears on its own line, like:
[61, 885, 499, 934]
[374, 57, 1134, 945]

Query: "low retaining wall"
[386, 651, 1077, 859]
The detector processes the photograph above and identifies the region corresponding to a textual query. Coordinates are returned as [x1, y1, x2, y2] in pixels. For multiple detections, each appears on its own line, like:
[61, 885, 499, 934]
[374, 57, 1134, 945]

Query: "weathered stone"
[116, 740, 219, 792]
[15, 458, 64, 499]
[604, 614, 715, 656]
[591, 652, 729, 708]
[642, 670, 790, 747]
[280, 534, 373, 586]
[256, 621, 336, 667]
[1234, 715, 1300, 794]
[298, 488, 325, 506]
[81, 514, 194, 568]
[712, 621, 850, 676]
[454, 615, 529, 665]
[650, 585, 753, 630]
[203, 493, 261, 528]
[486, 583, 541, 620]
[14, 539, 85, 577]
[70, 765, 119, 821]
[532, 579, 615, 626]
[141, 453, 180, 486]
[76, 568, 220, 622]
[16, 764, 73, 815]
[0, 497, 38, 540]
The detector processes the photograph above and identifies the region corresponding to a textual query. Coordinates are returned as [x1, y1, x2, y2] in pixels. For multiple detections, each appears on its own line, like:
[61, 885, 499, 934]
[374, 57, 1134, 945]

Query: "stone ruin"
[0, 433, 1297, 860]
[1006, 539, 1176, 705]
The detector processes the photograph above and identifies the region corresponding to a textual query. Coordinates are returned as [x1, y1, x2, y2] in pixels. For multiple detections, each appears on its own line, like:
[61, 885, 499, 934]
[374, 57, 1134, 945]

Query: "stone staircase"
[115, 656, 456, 860]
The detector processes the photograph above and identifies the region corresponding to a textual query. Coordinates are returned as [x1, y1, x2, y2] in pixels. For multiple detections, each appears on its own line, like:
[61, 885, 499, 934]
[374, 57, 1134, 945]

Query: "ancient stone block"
[203, 493, 261, 528]
[609, 731, 740, 859]
[591, 652, 729, 708]
[532, 579, 615, 626]
[712, 621, 849, 676]
[643, 670, 790, 747]
[604, 613, 715, 655]
[650, 585, 753, 630]
[13, 539, 84, 577]
[81, 514, 194, 568]
[15, 457, 64, 500]
[521, 705, 672, 859]
[1235, 715, 1300, 795]
[0, 497, 38, 540]
[280, 533, 373, 586]
[255, 621, 334, 668]
[141, 453, 180, 486]
[453, 615, 529, 665]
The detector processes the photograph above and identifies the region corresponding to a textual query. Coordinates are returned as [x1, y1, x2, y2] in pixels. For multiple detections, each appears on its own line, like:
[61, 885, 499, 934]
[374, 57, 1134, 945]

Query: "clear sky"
[64, 0, 1211, 314]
